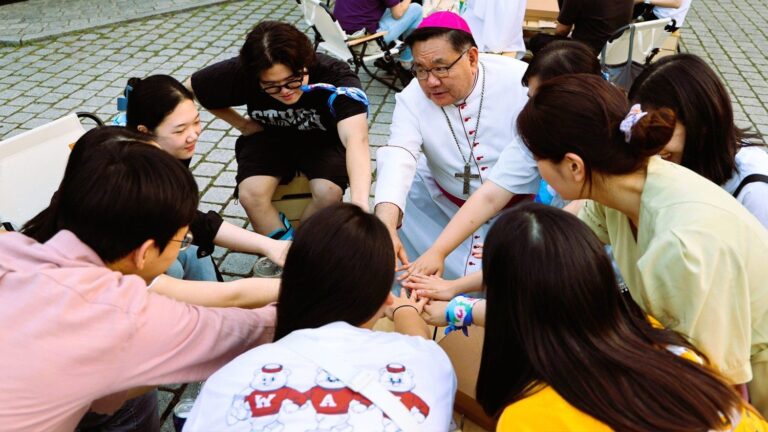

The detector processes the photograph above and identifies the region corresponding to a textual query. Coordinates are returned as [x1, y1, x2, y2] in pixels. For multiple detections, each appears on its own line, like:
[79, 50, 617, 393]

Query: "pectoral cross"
[454, 163, 480, 195]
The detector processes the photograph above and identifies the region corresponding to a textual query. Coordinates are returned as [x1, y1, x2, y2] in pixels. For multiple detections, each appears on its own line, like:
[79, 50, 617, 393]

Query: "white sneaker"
[253, 256, 282, 278]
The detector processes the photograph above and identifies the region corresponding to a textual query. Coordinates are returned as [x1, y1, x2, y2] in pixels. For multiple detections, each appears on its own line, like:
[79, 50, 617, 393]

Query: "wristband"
[392, 304, 418, 318]
[445, 295, 481, 336]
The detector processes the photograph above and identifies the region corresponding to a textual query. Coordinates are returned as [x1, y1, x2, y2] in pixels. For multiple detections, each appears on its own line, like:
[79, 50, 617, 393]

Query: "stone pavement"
[0, 0, 765, 429]
[0, 0, 231, 46]
[680, 0, 768, 136]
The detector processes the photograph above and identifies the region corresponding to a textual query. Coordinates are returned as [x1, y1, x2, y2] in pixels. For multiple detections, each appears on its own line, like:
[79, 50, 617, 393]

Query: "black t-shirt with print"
[190, 53, 367, 146]
[558, 0, 634, 53]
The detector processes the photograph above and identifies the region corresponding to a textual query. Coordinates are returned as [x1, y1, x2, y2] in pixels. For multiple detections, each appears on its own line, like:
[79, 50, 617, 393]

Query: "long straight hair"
[629, 54, 764, 186]
[476, 203, 743, 430]
[274, 204, 395, 340]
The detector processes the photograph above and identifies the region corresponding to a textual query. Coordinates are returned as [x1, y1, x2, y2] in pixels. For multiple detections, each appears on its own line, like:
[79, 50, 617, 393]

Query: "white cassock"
[375, 54, 540, 281]
[462, 0, 526, 54]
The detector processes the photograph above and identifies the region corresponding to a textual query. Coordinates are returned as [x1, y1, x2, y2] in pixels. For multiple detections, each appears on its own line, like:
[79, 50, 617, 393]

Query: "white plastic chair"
[600, 18, 675, 89]
[296, 0, 406, 90]
[0, 113, 100, 231]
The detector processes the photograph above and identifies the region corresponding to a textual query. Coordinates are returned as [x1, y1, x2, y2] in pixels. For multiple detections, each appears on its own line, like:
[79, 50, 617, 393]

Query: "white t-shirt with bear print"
[183, 321, 457, 432]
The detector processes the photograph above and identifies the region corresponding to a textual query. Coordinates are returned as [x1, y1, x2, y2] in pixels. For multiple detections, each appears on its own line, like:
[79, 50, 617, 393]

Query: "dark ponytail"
[125, 75, 194, 133]
[518, 74, 676, 185]
[627, 107, 677, 158]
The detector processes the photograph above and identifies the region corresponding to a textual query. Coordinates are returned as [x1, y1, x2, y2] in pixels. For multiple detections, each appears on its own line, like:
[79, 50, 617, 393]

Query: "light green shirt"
[580, 157, 768, 384]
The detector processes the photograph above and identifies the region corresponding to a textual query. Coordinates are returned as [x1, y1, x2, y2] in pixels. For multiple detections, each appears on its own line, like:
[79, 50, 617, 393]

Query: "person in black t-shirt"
[185, 21, 371, 240]
[554, 0, 634, 54]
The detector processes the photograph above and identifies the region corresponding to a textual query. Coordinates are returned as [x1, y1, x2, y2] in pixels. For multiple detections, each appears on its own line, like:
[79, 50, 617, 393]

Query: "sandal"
[266, 212, 294, 241]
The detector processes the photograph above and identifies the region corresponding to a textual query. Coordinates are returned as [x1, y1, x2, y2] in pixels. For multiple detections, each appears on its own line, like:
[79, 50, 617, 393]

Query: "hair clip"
[620, 103, 647, 143]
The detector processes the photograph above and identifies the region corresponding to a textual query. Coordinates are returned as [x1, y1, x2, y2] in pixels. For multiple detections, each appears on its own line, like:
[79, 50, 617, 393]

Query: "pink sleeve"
[117, 293, 276, 388]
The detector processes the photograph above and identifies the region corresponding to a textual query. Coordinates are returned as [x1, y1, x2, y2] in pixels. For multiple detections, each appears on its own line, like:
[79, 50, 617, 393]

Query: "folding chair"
[600, 17, 675, 90]
[0, 112, 103, 231]
[296, 0, 406, 91]
[438, 327, 497, 431]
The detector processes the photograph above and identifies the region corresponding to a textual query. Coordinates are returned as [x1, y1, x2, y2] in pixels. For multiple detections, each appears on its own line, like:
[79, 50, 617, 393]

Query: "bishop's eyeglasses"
[410, 49, 469, 80]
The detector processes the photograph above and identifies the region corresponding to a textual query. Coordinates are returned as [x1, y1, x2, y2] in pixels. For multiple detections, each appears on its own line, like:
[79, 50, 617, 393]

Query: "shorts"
[234, 130, 349, 197]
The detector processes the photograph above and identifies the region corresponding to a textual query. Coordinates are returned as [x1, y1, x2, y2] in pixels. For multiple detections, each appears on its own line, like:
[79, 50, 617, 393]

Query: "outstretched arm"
[150, 275, 280, 309]
[386, 289, 430, 339]
[421, 298, 486, 328]
[214, 221, 290, 266]
[375, 202, 410, 267]
[402, 271, 483, 300]
[408, 181, 513, 277]
[337, 113, 372, 212]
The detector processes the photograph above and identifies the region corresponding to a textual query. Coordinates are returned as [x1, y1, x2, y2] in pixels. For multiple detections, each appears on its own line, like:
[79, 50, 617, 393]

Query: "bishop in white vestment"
[374, 12, 539, 281]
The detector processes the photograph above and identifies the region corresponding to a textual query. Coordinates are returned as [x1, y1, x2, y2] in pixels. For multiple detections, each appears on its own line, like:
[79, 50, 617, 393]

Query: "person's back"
[557, 0, 634, 53]
[185, 204, 457, 431]
[184, 322, 454, 431]
[0, 128, 275, 430]
[475, 203, 768, 431]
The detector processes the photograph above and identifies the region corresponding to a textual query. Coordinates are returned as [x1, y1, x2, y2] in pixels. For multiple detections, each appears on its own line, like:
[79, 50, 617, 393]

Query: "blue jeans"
[77, 390, 160, 432]
[378, 3, 423, 62]
[166, 245, 218, 281]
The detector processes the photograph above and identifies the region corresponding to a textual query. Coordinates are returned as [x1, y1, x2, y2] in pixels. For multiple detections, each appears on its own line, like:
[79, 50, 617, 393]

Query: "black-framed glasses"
[410, 49, 469, 80]
[170, 231, 194, 251]
[260, 75, 306, 95]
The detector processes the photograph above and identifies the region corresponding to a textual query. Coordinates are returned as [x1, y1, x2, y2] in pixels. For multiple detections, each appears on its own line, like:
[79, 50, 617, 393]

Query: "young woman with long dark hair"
[475, 203, 766, 430]
[628, 53, 768, 228]
[183, 204, 456, 431]
[518, 73, 768, 416]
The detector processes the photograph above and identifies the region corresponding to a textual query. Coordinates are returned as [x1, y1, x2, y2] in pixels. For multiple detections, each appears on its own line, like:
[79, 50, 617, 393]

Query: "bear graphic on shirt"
[304, 368, 371, 432]
[379, 363, 430, 432]
[227, 363, 308, 432]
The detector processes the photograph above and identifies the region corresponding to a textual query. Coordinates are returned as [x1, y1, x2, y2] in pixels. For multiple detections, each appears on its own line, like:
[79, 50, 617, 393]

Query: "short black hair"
[22, 126, 199, 263]
[405, 27, 477, 52]
[521, 39, 602, 87]
[125, 75, 194, 133]
[274, 204, 395, 340]
[240, 21, 316, 78]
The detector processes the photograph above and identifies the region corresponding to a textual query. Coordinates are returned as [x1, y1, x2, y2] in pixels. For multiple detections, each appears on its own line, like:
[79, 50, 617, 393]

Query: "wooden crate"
[272, 174, 312, 227]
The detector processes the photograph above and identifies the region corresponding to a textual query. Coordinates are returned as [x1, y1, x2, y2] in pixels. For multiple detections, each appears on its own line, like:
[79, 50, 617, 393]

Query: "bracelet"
[445, 295, 481, 336]
[392, 304, 419, 318]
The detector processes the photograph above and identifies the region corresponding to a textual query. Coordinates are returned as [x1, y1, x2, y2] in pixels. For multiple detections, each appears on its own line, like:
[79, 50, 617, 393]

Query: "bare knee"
[311, 184, 343, 208]
[238, 177, 278, 210]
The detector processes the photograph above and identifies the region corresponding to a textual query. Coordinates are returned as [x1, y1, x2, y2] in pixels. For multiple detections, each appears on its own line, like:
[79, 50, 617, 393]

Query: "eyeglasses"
[410, 49, 469, 80]
[170, 231, 194, 251]
[260, 75, 306, 95]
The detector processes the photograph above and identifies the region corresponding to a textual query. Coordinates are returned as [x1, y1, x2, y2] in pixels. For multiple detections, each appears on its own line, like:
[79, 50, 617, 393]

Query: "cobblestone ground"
[0, 0, 765, 429]
[681, 0, 768, 135]
[0, 0, 231, 45]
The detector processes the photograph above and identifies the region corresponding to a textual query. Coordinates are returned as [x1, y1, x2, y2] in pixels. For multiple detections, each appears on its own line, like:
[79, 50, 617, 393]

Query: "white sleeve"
[737, 182, 768, 229]
[374, 91, 424, 211]
[487, 139, 540, 194]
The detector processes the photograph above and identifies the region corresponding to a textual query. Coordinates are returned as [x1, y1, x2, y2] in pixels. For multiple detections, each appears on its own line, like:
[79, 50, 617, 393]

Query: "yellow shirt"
[579, 157, 768, 384]
[497, 384, 768, 432]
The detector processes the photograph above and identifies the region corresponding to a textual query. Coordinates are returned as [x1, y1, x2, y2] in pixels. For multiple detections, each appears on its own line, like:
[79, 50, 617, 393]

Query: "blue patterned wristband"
[445, 295, 481, 336]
